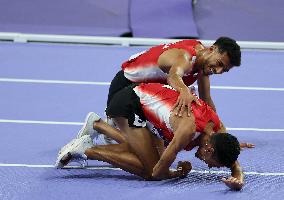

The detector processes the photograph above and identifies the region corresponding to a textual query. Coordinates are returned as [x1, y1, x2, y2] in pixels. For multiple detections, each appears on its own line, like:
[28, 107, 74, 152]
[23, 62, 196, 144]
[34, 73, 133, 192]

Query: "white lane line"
[0, 119, 83, 126]
[0, 119, 283, 132]
[0, 163, 283, 177]
[210, 85, 284, 92]
[190, 169, 284, 177]
[0, 163, 121, 170]
[0, 78, 110, 86]
[227, 128, 284, 132]
[1, 78, 284, 91]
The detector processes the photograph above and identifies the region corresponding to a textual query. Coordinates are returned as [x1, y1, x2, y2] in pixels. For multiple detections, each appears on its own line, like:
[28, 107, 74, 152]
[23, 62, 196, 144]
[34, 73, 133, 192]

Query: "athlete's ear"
[209, 46, 217, 52]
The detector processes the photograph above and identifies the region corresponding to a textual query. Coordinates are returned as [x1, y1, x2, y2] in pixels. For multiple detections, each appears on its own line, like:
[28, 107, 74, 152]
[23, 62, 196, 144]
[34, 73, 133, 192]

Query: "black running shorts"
[106, 84, 147, 128]
[107, 70, 133, 107]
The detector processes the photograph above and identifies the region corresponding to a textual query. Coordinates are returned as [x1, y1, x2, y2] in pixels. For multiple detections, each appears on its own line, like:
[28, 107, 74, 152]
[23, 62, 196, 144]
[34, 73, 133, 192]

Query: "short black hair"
[213, 37, 241, 67]
[210, 133, 240, 168]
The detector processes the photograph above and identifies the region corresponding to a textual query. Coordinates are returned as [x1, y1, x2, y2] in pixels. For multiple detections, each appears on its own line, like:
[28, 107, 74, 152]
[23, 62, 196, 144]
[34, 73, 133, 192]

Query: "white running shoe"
[76, 112, 101, 139]
[57, 138, 77, 157]
[55, 135, 93, 169]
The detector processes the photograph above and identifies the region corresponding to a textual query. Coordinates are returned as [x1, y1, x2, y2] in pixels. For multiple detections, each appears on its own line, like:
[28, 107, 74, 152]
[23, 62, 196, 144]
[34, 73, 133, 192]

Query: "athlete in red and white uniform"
[108, 37, 241, 116]
[59, 81, 246, 190]
[122, 40, 201, 86]
[133, 83, 220, 150]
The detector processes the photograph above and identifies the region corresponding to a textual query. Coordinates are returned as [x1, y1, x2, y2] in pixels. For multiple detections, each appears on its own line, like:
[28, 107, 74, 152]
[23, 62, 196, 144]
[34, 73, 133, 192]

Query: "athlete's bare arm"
[205, 120, 252, 190]
[197, 75, 216, 112]
[209, 121, 244, 190]
[158, 48, 201, 117]
[158, 48, 193, 75]
[222, 160, 244, 190]
[213, 120, 255, 150]
[152, 112, 196, 179]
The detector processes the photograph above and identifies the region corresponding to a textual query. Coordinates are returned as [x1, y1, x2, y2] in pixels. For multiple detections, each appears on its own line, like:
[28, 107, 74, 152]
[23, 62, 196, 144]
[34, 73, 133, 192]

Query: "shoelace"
[59, 151, 89, 168]
[69, 148, 89, 167]
[71, 159, 88, 168]
[59, 139, 77, 154]
[59, 136, 93, 168]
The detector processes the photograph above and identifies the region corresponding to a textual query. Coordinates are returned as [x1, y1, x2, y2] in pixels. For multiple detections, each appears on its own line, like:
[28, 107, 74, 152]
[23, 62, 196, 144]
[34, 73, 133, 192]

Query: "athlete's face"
[201, 47, 232, 76]
[195, 145, 224, 168]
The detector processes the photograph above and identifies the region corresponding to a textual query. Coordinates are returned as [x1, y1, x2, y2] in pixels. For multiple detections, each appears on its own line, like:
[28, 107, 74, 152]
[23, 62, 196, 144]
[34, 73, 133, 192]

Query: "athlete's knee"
[84, 148, 96, 158]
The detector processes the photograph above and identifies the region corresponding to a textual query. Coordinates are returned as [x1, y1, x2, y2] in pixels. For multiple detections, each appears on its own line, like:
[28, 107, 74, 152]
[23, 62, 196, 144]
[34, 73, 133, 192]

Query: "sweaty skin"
[61, 109, 253, 190]
[96, 105, 252, 190]
[158, 48, 201, 116]
[157, 45, 232, 116]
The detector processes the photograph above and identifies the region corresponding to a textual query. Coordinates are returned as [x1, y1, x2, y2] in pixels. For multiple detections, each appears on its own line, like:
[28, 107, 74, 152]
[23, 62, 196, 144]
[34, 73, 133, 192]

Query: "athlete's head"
[195, 133, 240, 168]
[200, 37, 241, 76]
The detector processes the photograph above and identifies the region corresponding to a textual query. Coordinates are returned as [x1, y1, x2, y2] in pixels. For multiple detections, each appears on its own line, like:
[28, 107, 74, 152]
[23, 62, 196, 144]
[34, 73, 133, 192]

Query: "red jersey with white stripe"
[122, 40, 201, 86]
[133, 83, 221, 151]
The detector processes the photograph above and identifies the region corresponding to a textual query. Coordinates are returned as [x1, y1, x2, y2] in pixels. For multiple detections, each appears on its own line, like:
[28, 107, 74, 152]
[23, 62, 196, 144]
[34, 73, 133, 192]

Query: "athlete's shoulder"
[174, 39, 201, 46]
[164, 40, 201, 56]
[159, 39, 199, 49]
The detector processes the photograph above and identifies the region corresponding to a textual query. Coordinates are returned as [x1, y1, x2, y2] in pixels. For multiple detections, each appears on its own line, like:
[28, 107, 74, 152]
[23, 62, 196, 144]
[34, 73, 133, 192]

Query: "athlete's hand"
[222, 176, 244, 190]
[176, 161, 192, 178]
[240, 142, 255, 150]
[173, 87, 201, 117]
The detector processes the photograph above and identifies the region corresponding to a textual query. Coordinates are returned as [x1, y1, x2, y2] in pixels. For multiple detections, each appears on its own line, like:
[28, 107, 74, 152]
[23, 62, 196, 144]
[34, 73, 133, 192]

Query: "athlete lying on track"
[56, 83, 254, 190]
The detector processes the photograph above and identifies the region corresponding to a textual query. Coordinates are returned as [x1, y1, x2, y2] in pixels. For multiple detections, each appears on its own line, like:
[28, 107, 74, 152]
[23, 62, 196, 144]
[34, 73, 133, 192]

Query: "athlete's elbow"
[142, 172, 155, 181]
[139, 168, 162, 181]
[151, 162, 168, 180]
[151, 169, 164, 180]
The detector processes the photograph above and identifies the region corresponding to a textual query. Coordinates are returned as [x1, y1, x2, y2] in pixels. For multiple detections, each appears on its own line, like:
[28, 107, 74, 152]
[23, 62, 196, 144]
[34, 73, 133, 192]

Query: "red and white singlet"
[122, 40, 201, 86]
[133, 83, 221, 151]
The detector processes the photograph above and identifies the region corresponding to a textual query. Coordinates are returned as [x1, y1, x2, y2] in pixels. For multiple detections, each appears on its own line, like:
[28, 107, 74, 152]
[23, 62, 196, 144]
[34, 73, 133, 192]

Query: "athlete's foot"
[55, 135, 93, 169]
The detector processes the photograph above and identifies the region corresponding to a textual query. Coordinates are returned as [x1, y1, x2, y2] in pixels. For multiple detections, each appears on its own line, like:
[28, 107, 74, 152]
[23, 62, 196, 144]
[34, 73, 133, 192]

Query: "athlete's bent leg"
[113, 117, 160, 178]
[85, 143, 147, 178]
[93, 119, 126, 143]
